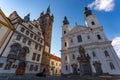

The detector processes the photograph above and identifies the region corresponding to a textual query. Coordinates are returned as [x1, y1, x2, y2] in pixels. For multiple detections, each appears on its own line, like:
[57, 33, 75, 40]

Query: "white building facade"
[0, 11, 44, 75]
[61, 7, 120, 75]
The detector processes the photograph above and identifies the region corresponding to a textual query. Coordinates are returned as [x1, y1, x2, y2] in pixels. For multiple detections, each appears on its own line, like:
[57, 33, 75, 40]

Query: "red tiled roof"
[50, 54, 61, 62]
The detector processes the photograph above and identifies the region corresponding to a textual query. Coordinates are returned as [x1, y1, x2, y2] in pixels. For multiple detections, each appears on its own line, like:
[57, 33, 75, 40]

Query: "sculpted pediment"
[68, 25, 88, 35]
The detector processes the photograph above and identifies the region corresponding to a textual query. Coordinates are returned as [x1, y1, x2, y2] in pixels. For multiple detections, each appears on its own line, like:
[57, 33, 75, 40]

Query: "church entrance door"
[93, 62, 102, 75]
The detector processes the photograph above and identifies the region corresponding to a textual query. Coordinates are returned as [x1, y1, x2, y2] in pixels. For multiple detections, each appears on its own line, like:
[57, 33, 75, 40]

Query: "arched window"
[109, 62, 115, 70]
[91, 21, 95, 25]
[18, 46, 29, 60]
[8, 43, 21, 59]
[9, 43, 21, 54]
[104, 50, 110, 57]
[65, 42, 67, 47]
[64, 31, 66, 34]
[97, 34, 101, 40]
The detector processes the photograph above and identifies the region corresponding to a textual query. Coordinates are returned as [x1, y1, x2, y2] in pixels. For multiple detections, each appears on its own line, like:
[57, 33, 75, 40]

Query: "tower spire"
[84, 7, 92, 17]
[63, 16, 69, 25]
[46, 5, 50, 14]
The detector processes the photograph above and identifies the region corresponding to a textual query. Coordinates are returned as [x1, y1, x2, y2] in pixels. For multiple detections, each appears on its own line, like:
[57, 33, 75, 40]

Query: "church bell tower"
[84, 7, 100, 28]
[38, 6, 54, 75]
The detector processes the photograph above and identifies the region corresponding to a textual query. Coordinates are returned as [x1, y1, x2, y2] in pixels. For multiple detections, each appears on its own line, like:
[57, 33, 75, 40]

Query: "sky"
[0, 0, 120, 57]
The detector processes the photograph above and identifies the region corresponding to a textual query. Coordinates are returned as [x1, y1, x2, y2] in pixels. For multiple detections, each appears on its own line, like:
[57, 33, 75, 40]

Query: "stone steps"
[0, 75, 119, 80]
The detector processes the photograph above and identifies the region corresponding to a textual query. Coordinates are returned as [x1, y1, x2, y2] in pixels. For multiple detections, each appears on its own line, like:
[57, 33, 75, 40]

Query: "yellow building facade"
[0, 9, 14, 56]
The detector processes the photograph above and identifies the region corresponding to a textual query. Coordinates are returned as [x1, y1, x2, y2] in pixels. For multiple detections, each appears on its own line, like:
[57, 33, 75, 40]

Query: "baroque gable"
[68, 25, 88, 35]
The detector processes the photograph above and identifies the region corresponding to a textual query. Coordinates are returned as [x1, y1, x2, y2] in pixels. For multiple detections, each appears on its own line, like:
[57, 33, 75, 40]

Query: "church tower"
[62, 16, 71, 50]
[62, 16, 71, 36]
[84, 7, 100, 28]
[38, 6, 54, 75]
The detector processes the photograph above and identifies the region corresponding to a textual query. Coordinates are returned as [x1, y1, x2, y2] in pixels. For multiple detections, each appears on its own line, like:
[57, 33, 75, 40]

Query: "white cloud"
[112, 36, 120, 57]
[88, 0, 115, 12]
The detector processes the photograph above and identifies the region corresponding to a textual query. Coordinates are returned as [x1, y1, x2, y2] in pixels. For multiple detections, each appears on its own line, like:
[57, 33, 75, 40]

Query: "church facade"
[61, 7, 120, 75]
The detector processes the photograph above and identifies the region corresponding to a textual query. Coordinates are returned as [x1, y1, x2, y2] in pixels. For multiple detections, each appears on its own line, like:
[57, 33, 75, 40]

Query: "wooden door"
[16, 62, 26, 75]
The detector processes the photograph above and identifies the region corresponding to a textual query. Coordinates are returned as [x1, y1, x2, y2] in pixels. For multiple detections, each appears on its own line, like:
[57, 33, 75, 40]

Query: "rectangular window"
[30, 33, 33, 38]
[26, 30, 29, 35]
[4, 62, 12, 70]
[29, 25, 33, 30]
[16, 35, 21, 41]
[35, 44, 38, 50]
[32, 53, 36, 60]
[29, 64, 33, 71]
[37, 54, 40, 61]
[34, 36, 36, 40]
[12, 64, 15, 68]
[20, 27, 25, 32]
[28, 40, 31, 46]
[38, 32, 41, 35]
[72, 54, 75, 59]
[34, 65, 38, 71]
[71, 39, 73, 43]
[51, 61, 54, 65]
[0, 63, 4, 68]
[65, 56, 67, 61]
[92, 52, 96, 57]
[66, 65, 68, 70]
[37, 38, 40, 42]
[22, 38, 27, 43]
[39, 46, 41, 51]
[40, 40, 43, 43]
[87, 35, 90, 39]
[77, 35, 82, 42]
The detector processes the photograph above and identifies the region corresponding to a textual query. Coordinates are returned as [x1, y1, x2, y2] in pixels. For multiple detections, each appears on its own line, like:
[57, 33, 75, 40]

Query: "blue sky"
[0, 0, 120, 57]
